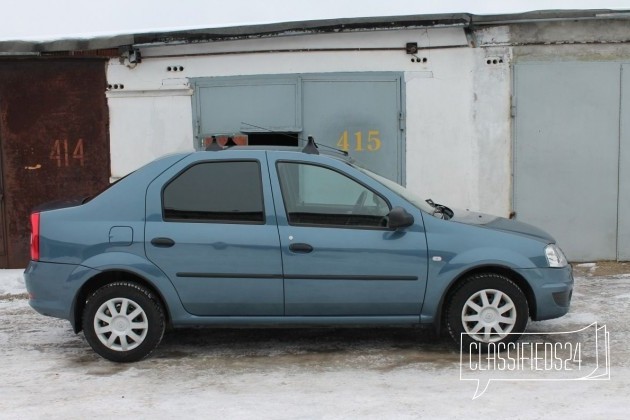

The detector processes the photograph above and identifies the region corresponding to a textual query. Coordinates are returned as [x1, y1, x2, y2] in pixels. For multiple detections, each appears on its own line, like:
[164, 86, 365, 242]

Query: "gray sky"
[1, 0, 629, 41]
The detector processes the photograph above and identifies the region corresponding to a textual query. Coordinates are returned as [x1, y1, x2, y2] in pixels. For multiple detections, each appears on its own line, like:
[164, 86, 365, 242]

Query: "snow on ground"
[1, 269, 629, 419]
[0, 269, 26, 297]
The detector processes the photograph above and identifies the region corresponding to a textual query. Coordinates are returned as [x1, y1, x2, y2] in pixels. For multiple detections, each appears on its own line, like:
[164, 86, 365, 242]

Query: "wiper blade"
[426, 199, 454, 220]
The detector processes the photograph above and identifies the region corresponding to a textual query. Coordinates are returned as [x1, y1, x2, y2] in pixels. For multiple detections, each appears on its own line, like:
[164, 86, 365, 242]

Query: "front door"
[145, 154, 283, 316]
[268, 152, 428, 316]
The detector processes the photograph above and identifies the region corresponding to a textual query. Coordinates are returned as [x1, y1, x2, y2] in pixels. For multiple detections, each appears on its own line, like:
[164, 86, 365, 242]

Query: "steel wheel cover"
[461, 288, 517, 343]
[93, 297, 149, 352]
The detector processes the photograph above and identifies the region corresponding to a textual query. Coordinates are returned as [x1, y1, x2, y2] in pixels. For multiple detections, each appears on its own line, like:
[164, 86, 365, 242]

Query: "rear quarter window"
[162, 160, 264, 223]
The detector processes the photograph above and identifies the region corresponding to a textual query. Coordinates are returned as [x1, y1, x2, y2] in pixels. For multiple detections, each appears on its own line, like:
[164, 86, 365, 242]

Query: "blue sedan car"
[25, 140, 573, 362]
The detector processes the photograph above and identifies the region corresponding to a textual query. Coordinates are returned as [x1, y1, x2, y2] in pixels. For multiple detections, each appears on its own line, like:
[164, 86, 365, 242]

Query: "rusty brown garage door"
[0, 58, 111, 268]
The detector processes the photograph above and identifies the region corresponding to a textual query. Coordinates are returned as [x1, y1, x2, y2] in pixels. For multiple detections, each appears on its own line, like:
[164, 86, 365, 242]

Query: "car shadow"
[149, 326, 461, 370]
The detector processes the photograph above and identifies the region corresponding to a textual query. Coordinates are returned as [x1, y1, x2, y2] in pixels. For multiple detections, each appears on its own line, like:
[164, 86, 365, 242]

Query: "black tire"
[82, 281, 165, 362]
[446, 273, 529, 350]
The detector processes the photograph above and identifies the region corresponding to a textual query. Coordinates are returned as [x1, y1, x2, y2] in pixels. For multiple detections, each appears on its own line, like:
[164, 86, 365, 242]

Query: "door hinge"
[398, 112, 406, 131]
[196, 119, 202, 148]
[509, 95, 517, 118]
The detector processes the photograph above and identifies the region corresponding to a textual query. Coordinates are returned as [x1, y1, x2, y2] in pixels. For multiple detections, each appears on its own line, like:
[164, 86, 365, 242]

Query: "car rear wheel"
[82, 281, 165, 362]
[446, 273, 529, 349]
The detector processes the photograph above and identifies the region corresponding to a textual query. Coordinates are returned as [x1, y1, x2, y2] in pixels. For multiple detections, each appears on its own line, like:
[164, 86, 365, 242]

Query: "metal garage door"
[194, 76, 301, 134]
[618, 64, 630, 260]
[192, 73, 404, 183]
[301, 74, 403, 183]
[513, 62, 626, 261]
[0, 59, 111, 268]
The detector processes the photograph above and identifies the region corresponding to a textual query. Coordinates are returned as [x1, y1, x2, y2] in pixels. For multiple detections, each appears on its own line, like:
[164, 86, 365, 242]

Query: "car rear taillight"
[30, 212, 40, 261]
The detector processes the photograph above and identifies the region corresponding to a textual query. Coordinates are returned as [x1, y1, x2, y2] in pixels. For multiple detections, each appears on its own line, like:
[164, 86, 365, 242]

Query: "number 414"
[50, 139, 85, 167]
[337, 130, 382, 152]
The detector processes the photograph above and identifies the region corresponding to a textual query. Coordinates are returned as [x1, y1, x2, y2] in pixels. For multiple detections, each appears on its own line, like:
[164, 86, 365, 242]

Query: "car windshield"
[351, 164, 435, 214]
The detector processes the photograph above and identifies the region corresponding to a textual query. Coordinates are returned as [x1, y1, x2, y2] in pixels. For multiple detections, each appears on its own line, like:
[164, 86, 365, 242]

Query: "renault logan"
[25, 141, 573, 362]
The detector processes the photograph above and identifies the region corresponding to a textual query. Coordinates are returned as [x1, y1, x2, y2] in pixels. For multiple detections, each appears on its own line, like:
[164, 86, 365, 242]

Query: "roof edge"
[1, 9, 629, 54]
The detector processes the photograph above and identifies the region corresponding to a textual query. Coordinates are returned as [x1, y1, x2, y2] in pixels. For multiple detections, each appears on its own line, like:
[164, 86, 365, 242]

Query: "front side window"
[163, 161, 264, 223]
[277, 162, 389, 228]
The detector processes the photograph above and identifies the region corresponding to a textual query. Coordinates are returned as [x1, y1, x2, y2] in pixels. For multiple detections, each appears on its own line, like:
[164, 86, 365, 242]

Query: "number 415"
[337, 130, 382, 152]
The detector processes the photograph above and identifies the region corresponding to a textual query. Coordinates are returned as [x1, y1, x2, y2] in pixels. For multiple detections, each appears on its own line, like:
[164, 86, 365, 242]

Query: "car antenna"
[305, 139, 347, 156]
[205, 136, 223, 151]
[302, 136, 319, 155]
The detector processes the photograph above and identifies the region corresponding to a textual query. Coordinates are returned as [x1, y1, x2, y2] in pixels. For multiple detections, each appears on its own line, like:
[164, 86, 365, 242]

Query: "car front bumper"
[514, 265, 574, 321]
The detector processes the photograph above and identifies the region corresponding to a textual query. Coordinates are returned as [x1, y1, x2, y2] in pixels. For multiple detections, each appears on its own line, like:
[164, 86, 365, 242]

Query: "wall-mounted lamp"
[119, 46, 142, 68]
[405, 42, 418, 54]
[128, 48, 142, 64]
[405, 42, 428, 64]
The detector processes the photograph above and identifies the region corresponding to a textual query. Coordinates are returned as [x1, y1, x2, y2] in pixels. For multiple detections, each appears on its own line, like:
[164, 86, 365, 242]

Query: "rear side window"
[163, 161, 264, 223]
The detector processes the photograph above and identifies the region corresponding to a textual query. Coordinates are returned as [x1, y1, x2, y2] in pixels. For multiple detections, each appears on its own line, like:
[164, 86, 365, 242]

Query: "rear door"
[267, 151, 428, 316]
[145, 152, 284, 316]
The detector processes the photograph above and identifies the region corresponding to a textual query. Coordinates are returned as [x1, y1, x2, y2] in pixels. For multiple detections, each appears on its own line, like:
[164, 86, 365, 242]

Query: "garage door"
[618, 64, 630, 260]
[513, 62, 628, 261]
[192, 73, 404, 183]
[0, 59, 110, 268]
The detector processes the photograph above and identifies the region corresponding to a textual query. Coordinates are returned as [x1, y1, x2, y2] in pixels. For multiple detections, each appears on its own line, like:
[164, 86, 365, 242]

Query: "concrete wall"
[106, 27, 513, 216]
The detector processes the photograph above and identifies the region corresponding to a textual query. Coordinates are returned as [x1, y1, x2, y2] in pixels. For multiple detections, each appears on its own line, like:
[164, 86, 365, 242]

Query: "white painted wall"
[107, 89, 194, 178]
[404, 51, 477, 211]
[106, 27, 513, 216]
[471, 46, 512, 215]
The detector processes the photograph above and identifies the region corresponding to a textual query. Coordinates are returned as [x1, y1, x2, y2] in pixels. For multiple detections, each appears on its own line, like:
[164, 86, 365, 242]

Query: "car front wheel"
[446, 273, 529, 349]
[82, 281, 165, 362]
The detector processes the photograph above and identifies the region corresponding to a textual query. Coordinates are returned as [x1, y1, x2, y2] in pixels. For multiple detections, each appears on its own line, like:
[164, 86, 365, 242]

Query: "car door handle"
[151, 237, 175, 248]
[289, 243, 313, 253]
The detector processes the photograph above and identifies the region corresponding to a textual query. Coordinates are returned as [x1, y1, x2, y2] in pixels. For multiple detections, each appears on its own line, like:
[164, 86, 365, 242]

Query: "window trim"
[161, 159, 266, 225]
[275, 160, 392, 230]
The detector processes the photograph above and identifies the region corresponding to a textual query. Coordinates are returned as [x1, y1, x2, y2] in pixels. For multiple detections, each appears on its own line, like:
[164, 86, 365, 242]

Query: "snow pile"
[0, 269, 26, 296]
[576, 262, 597, 268]
[576, 262, 598, 274]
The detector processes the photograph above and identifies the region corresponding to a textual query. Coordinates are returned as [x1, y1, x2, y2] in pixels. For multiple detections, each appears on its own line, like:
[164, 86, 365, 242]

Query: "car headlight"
[545, 244, 568, 268]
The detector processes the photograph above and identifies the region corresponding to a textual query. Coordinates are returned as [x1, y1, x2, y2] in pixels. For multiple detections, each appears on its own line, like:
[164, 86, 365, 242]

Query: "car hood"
[449, 209, 555, 242]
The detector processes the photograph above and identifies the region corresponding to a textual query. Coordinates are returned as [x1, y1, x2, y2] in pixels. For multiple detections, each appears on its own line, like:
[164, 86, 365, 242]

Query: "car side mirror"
[386, 207, 414, 230]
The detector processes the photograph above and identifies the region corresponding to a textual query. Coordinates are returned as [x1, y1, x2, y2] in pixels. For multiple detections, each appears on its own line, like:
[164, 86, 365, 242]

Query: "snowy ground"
[1, 266, 629, 419]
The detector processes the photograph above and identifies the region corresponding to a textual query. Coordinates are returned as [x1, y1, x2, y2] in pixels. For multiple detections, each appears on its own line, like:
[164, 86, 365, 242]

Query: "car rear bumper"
[514, 265, 574, 321]
[24, 260, 98, 323]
